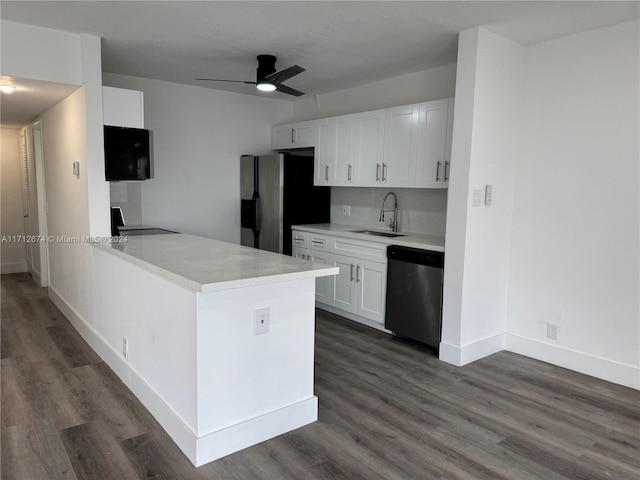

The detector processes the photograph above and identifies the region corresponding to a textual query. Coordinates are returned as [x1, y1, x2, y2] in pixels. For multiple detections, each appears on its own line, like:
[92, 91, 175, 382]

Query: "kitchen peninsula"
[89, 233, 338, 466]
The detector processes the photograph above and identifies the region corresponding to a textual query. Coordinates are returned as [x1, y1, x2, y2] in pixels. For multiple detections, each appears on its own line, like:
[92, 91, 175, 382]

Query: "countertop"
[292, 223, 445, 252]
[94, 233, 338, 293]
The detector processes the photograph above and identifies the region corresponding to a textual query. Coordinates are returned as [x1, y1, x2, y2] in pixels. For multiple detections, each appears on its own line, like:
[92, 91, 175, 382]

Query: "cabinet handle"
[350, 264, 355, 281]
[376, 163, 381, 181]
[436, 161, 441, 181]
[291, 128, 295, 144]
[294, 236, 304, 243]
[356, 265, 361, 283]
[444, 161, 450, 182]
[382, 163, 388, 181]
[348, 164, 352, 182]
[311, 240, 324, 245]
[325, 165, 329, 181]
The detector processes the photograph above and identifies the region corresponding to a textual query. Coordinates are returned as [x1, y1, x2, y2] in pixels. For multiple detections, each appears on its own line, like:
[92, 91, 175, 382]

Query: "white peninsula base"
[55, 235, 336, 467]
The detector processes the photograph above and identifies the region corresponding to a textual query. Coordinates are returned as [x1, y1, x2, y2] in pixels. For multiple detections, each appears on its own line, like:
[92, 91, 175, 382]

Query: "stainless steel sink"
[352, 230, 406, 238]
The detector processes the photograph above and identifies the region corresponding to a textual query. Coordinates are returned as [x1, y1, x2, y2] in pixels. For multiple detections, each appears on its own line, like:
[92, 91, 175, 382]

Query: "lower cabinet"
[292, 229, 388, 327]
[330, 254, 387, 324]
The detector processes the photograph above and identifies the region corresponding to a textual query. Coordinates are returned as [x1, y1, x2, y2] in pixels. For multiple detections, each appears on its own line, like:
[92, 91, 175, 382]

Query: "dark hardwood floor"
[1, 272, 639, 479]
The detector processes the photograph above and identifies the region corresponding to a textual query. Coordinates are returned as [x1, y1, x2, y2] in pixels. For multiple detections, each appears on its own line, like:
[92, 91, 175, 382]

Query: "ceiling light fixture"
[0, 84, 16, 93]
[256, 81, 276, 92]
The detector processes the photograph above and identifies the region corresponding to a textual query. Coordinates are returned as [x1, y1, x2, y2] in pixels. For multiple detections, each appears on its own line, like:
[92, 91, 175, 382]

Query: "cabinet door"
[103, 86, 144, 128]
[272, 124, 294, 150]
[331, 115, 355, 186]
[314, 119, 331, 185]
[443, 97, 455, 188]
[382, 104, 419, 187]
[353, 110, 385, 186]
[309, 251, 333, 306]
[355, 258, 387, 324]
[416, 99, 448, 188]
[292, 121, 317, 148]
[292, 245, 308, 260]
[331, 255, 356, 313]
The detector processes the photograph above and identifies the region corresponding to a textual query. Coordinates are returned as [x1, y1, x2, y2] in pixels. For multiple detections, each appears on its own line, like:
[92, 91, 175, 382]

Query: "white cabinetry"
[331, 115, 356, 186]
[272, 120, 317, 150]
[353, 109, 385, 186]
[381, 103, 420, 187]
[102, 86, 144, 128]
[291, 229, 388, 325]
[416, 98, 448, 188]
[291, 231, 333, 305]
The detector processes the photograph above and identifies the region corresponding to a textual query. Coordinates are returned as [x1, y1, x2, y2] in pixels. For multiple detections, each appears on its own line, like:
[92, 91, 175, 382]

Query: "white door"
[354, 110, 385, 186]
[272, 124, 294, 150]
[416, 99, 448, 188]
[309, 251, 333, 306]
[355, 259, 387, 324]
[20, 131, 33, 276]
[292, 246, 308, 260]
[332, 115, 355, 186]
[314, 120, 331, 185]
[382, 104, 419, 187]
[331, 255, 356, 313]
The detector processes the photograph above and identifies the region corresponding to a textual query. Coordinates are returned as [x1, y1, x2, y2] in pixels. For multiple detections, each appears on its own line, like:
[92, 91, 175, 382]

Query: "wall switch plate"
[472, 189, 482, 207]
[254, 308, 270, 335]
[546, 323, 558, 340]
[122, 337, 129, 360]
[485, 184, 493, 206]
[72, 161, 80, 177]
[342, 205, 351, 216]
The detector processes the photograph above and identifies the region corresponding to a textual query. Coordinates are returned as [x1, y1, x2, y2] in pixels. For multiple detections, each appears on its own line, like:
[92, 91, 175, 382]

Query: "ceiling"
[0, 1, 638, 127]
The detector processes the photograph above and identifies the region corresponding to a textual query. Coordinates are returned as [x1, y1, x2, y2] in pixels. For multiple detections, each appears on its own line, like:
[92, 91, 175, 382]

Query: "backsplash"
[329, 187, 448, 236]
[110, 182, 143, 225]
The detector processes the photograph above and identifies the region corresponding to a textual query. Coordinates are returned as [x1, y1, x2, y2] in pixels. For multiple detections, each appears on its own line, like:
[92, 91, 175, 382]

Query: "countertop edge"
[93, 242, 339, 293]
[292, 224, 445, 252]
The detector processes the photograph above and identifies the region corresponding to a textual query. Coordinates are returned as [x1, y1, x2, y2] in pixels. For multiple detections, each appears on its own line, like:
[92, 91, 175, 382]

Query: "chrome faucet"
[379, 192, 399, 232]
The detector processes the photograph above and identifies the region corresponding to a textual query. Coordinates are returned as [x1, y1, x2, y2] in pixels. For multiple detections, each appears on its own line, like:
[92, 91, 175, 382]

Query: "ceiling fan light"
[257, 82, 276, 92]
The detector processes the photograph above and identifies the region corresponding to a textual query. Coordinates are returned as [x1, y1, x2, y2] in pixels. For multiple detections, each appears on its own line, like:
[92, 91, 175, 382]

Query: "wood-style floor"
[1, 273, 639, 479]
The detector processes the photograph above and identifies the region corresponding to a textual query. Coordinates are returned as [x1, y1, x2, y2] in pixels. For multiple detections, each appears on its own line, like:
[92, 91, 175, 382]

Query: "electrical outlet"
[342, 205, 351, 216]
[254, 308, 270, 335]
[485, 184, 493, 206]
[546, 323, 558, 340]
[122, 337, 129, 360]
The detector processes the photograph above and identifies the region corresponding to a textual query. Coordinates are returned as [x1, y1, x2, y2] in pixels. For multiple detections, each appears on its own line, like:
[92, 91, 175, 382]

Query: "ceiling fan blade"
[265, 65, 305, 85]
[275, 83, 305, 97]
[195, 78, 257, 84]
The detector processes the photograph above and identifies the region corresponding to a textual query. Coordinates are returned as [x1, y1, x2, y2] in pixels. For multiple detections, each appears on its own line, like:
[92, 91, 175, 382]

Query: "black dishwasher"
[385, 245, 444, 350]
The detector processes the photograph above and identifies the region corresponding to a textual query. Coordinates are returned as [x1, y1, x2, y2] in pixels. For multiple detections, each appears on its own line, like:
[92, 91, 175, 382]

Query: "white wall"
[292, 63, 457, 121]
[102, 73, 292, 243]
[506, 20, 639, 387]
[441, 28, 525, 366]
[0, 128, 27, 273]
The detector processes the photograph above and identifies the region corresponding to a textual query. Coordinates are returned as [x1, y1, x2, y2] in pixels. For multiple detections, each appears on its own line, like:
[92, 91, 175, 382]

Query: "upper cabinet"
[275, 96, 454, 189]
[271, 120, 318, 150]
[102, 86, 144, 128]
[415, 99, 448, 188]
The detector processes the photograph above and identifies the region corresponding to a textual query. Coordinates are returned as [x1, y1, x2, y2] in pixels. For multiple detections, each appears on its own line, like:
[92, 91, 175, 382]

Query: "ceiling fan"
[196, 55, 305, 97]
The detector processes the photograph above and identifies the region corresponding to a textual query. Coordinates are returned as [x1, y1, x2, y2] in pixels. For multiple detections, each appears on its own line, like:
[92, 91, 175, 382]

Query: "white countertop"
[94, 233, 338, 293]
[292, 223, 445, 252]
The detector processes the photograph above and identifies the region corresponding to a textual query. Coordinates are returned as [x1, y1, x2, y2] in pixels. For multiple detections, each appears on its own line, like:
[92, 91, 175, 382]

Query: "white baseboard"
[1, 262, 27, 274]
[439, 333, 505, 366]
[195, 397, 318, 466]
[506, 334, 640, 390]
[48, 286, 199, 462]
[317, 304, 392, 334]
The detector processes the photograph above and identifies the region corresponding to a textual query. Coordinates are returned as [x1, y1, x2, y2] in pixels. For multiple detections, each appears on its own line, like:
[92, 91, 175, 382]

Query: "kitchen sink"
[352, 230, 406, 238]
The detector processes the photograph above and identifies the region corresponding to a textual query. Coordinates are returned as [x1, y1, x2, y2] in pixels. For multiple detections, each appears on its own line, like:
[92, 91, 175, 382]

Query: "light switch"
[472, 189, 482, 207]
[485, 184, 493, 206]
[73, 161, 80, 177]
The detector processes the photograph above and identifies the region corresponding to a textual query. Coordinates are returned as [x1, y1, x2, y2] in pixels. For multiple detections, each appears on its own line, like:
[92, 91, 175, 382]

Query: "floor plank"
[2, 273, 639, 480]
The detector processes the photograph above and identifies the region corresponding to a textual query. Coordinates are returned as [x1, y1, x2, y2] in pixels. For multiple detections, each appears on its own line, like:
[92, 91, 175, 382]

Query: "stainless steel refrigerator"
[240, 153, 330, 255]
